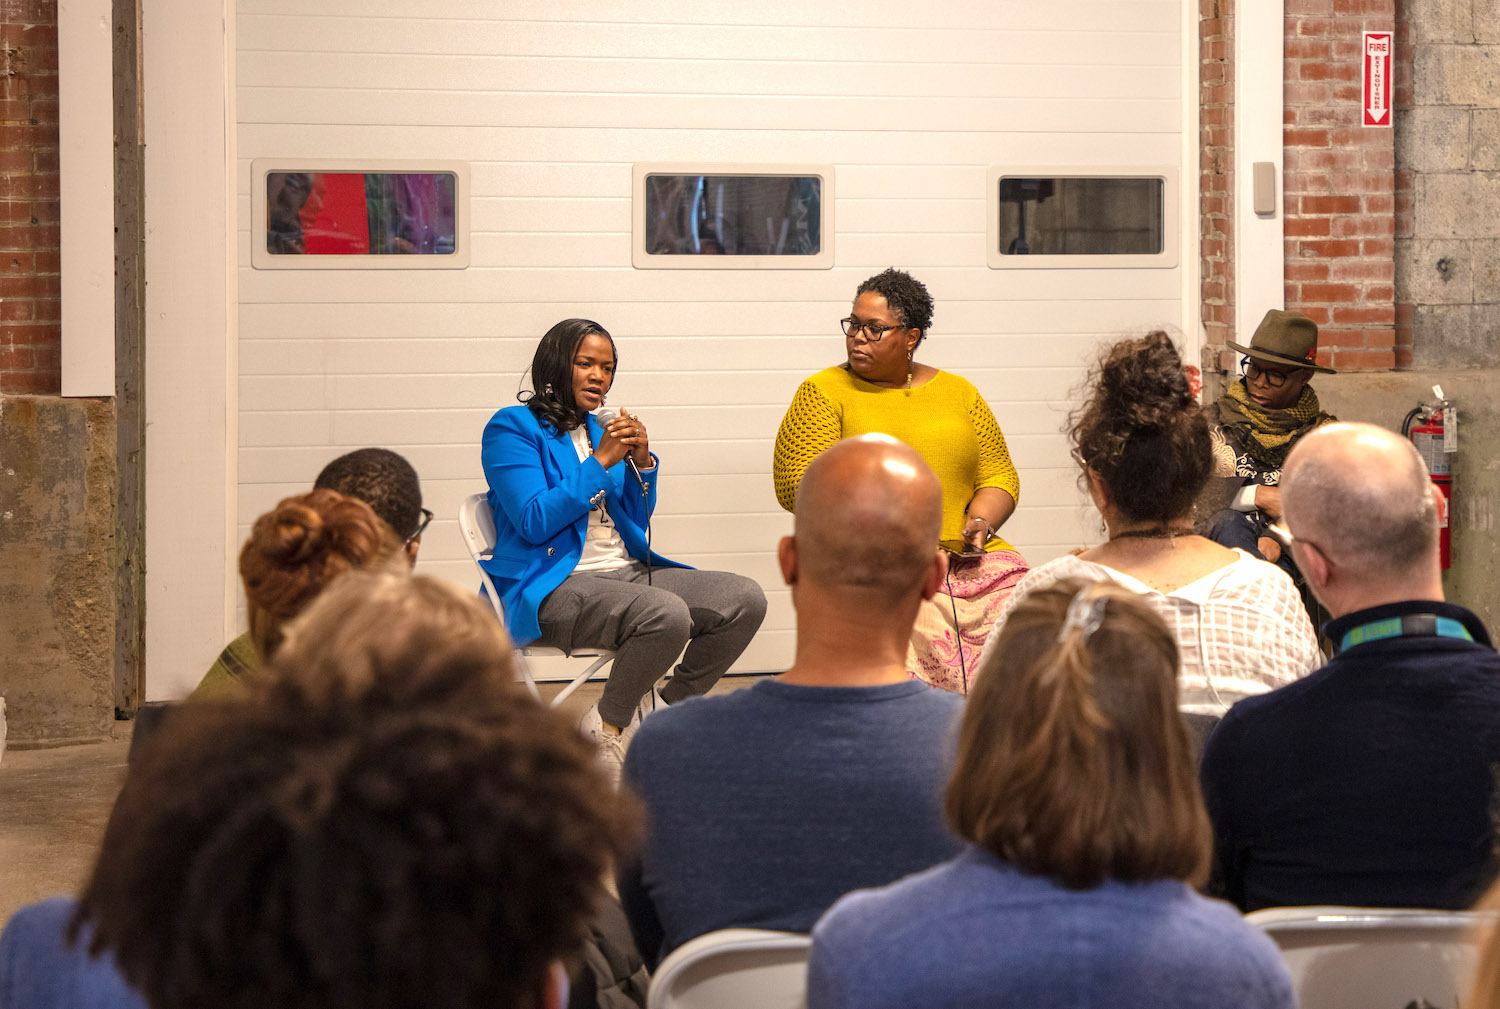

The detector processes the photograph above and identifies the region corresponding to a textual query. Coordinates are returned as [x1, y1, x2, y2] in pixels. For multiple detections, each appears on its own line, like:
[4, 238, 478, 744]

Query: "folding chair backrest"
[457, 492, 505, 623]
[1248, 906, 1490, 1009]
[647, 929, 810, 1009]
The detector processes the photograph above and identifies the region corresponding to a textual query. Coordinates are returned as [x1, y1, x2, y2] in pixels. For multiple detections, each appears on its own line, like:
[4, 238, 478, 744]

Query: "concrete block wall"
[1395, 0, 1500, 369]
[0, 397, 117, 744]
[0, 0, 62, 396]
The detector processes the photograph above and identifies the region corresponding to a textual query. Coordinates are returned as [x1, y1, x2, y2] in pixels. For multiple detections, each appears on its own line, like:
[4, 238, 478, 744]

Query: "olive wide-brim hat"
[1226, 309, 1337, 374]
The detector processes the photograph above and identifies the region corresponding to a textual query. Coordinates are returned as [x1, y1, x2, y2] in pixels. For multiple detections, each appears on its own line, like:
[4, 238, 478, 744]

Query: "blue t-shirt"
[618, 678, 963, 966]
[809, 847, 1295, 1009]
[0, 897, 147, 1009]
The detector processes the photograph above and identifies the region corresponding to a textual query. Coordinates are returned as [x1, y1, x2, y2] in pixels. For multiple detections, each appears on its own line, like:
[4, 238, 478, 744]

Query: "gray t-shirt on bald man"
[618, 678, 963, 967]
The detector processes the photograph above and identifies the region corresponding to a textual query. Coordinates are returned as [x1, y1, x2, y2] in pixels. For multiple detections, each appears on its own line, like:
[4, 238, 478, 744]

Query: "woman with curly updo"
[194, 488, 409, 696]
[773, 268, 1027, 694]
[977, 331, 1319, 714]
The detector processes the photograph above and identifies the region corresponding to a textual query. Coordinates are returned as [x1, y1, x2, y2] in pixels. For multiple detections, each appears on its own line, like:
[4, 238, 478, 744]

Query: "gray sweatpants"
[535, 562, 768, 728]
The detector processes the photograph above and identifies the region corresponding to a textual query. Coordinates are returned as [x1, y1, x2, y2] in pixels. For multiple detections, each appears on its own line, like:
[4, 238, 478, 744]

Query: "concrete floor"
[0, 673, 764, 932]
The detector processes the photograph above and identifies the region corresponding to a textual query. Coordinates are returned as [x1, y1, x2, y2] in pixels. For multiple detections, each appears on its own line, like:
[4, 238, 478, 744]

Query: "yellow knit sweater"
[772, 366, 1021, 551]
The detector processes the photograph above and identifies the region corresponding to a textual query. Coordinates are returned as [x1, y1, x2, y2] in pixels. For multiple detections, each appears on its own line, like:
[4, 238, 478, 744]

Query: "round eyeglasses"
[1241, 359, 1297, 388]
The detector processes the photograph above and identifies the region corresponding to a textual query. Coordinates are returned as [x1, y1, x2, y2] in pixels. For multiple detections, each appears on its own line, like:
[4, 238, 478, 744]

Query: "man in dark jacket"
[1201, 422, 1500, 911]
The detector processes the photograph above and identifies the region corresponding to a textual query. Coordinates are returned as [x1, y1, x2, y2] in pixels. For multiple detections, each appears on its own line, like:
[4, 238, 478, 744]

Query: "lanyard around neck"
[1339, 612, 1473, 652]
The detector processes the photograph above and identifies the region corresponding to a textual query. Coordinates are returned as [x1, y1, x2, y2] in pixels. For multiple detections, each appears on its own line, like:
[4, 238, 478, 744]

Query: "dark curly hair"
[856, 268, 934, 345]
[73, 573, 639, 1009]
[520, 318, 616, 434]
[313, 448, 424, 541]
[1069, 331, 1211, 524]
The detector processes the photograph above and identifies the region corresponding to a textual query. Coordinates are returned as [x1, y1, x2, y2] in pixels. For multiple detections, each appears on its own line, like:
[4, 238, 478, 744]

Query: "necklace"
[1109, 525, 1196, 541]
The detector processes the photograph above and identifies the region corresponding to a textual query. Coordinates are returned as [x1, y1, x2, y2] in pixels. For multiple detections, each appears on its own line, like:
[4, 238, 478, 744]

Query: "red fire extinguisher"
[1403, 388, 1454, 570]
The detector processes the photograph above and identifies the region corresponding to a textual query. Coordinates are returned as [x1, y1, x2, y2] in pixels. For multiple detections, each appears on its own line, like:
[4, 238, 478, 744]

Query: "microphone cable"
[945, 564, 968, 695]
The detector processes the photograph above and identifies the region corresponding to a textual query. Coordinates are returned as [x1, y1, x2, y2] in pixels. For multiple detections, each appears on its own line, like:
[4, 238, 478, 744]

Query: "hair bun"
[1095, 331, 1194, 431]
[256, 501, 329, 566]
[241, 489, 388, 623]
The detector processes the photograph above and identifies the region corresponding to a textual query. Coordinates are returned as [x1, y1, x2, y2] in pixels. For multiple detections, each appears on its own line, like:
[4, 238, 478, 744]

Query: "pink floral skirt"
[906, 547, 1029, 695]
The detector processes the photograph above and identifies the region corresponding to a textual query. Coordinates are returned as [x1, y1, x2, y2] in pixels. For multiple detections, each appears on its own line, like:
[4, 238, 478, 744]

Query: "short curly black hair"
[74, 574, 639, 1009]
[313, 448, 424, 540]
[856, 268, 935, 341]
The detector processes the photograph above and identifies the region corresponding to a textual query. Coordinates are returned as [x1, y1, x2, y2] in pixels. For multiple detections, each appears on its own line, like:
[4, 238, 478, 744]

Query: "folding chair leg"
[550, 655, 614, 707]
[512, 650, 543, 701]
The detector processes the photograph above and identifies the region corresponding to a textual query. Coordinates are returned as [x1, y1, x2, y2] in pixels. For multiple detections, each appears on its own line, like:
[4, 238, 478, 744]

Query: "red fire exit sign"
[1363, 31, 1392, 128]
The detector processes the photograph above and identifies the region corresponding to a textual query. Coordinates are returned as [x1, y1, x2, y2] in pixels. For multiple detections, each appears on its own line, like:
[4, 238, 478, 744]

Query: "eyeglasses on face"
[840, 317, 905, 342]
[1241, 359, 1297, 388]
[405, 507, 434, 546]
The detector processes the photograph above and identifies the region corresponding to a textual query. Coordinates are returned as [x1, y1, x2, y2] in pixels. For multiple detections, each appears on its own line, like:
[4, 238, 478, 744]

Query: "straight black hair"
[520, 318, 616, 433]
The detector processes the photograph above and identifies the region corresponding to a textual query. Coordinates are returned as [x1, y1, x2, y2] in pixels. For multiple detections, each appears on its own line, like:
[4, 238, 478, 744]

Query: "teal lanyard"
[1339, 613, 1473, 652]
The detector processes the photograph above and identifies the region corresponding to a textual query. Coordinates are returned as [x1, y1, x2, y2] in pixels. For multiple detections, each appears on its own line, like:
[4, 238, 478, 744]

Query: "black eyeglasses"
[840, 317, 905, 342]
[1241, 359, 1297, 388]
[405, 508, 434, 546]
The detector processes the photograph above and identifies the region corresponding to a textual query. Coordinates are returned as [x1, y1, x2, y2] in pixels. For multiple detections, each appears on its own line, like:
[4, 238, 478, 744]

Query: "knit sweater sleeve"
[773, 378, 841, 512]
[969, 391, 1020, 503]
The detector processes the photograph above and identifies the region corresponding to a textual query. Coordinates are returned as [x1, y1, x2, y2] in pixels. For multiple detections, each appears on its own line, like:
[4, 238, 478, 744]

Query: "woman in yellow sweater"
[773, 268, 1027, 693]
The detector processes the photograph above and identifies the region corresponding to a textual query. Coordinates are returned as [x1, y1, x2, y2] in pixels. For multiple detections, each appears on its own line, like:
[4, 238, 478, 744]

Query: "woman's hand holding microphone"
[593, 408, 651, 471]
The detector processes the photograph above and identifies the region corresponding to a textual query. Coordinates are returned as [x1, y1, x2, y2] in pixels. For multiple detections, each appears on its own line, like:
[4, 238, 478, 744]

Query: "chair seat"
[1248, 905, 1494, 1009]
[647, 928, 810, 1009]
[456, 491, 616, 706]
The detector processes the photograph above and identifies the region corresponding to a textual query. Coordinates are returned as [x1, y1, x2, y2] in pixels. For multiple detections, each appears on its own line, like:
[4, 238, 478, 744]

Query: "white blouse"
[976, 550, 1323, 714]
[569, 426, 633, 574]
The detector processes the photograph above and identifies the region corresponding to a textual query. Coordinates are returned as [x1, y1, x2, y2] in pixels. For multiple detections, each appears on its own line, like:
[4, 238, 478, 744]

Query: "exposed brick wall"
[1201, 0, 1235, 360]
[1282, 0, 1397, 371]
[0, 0, 61, 396]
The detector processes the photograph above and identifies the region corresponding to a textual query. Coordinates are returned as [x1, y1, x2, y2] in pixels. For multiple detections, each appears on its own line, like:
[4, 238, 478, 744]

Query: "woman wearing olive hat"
[1206, 309, 1337, 562]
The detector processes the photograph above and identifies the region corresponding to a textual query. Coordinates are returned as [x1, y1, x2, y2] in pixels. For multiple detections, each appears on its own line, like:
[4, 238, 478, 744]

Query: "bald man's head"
[1282, 422, 1438, 578]
[792, 435, 944, 604]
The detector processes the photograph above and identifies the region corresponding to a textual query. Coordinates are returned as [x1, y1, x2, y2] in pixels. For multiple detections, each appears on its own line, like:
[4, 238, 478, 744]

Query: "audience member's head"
[1282, 422, 1442, 615]
[783, 433, 945, 614]
[950, 580, 1211, 890]
[240, 489, 406, 661]
[313, 448, 427, 562]
[1069, 331, 1211, 526]
[74, 572, 638, 1009]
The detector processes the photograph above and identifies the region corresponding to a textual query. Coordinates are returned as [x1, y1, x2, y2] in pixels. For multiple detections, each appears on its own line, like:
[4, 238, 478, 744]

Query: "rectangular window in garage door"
[987, 167, 1178, 270]
[632, 164, 834, 270]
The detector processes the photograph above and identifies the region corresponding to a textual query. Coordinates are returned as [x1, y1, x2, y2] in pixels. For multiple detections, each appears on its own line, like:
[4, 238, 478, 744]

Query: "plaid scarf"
[1216, 379, 1333, 472]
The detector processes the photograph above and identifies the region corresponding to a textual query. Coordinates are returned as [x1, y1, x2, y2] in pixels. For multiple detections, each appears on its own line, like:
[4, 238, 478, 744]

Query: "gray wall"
[0, 397, 117, 744]
[1378, 1, 1500, 624]
[1398, 0, 1500, 367]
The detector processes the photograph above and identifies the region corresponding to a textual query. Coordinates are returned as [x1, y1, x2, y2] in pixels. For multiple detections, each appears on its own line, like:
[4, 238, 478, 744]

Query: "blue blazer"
[480, 404, 682, 645]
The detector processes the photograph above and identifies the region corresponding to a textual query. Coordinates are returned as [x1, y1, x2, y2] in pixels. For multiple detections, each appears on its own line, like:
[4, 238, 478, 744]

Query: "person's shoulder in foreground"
[809, 847, 1294, 1009]
[0, 897, 147, 1009]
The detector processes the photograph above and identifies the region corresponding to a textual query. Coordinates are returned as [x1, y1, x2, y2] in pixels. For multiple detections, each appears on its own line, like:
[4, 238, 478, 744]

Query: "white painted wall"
[142, 0, 237, 700]
[230, 0, 1195, 679]
[198, 0, 1195, 689]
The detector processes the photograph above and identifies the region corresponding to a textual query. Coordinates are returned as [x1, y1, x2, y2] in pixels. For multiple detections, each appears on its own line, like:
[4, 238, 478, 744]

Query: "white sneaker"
[626, 686, 669, 741]
[579, 703, 628, 788]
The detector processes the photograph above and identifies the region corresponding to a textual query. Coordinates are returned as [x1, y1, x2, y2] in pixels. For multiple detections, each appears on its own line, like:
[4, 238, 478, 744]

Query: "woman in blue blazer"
[481, 318, 767, 778]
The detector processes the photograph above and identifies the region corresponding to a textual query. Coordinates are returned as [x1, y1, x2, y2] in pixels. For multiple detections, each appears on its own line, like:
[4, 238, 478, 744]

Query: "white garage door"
[232, 0, 1197, 678]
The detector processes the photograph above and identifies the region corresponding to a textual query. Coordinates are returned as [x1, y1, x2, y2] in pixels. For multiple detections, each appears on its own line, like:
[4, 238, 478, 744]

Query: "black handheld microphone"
[595, 407, 648, 496]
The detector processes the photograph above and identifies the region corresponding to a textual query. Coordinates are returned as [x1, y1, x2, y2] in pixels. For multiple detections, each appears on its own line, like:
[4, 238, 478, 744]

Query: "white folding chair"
[457, 492, 615, 705]
[1248, 905, 1494, 1009]
[647, 929, 811, 1009]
